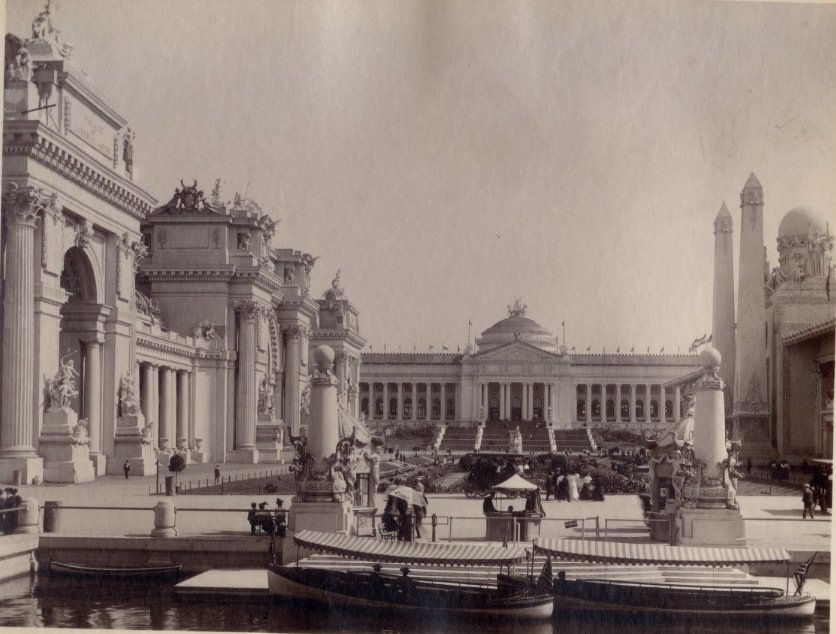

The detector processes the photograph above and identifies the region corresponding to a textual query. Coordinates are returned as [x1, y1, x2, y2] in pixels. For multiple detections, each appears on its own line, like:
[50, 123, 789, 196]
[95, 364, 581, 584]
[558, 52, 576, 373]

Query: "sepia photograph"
[0, 0, 833, 632]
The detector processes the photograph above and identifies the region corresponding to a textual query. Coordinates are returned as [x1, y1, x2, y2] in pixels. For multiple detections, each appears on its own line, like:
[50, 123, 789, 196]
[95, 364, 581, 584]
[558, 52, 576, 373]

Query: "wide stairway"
[438, 427, 479, 452]
[517, 422, 551, 453]
[553, 429, 594, 453]
[479, 424, 510, 452]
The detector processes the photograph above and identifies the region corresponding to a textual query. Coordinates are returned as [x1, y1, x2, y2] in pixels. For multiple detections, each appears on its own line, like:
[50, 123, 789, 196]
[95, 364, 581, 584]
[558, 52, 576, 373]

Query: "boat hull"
[268, 566, 553, 620]
[48, 561, 182, 580]
[554, 579, 816, 619]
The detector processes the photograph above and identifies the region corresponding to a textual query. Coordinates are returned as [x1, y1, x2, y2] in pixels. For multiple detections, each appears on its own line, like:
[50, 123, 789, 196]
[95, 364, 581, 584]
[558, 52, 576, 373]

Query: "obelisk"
[732, 174, 769, 450]
[712, 202, 735, 396]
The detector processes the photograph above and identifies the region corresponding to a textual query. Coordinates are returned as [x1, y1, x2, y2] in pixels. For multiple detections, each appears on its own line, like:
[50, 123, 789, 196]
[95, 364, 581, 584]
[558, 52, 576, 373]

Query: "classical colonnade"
[360, 382, 456, 421]
[138, 362, 194, 451]
[476, 381, 555, 422]
[575, 382, 683, 425]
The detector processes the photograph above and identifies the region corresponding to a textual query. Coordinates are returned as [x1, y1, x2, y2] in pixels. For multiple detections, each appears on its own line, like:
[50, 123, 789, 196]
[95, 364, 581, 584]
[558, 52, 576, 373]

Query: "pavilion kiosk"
[484, 474, 544, 542]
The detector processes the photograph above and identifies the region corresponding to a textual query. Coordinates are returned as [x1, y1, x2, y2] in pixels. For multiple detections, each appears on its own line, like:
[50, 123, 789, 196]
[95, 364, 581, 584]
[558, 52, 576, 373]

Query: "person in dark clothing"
[802, 484, 815, 519]
[382, 497, 399, 533]
[247, 502, 258, 534]
[214, 465, 221, 485]
[123, 460, 131, 479]
[483, 492, 497, 513]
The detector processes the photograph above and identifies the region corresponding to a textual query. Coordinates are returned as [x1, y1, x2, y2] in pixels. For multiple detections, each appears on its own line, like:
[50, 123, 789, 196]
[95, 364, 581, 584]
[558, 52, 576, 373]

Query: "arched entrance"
[58, 246, 110, 472]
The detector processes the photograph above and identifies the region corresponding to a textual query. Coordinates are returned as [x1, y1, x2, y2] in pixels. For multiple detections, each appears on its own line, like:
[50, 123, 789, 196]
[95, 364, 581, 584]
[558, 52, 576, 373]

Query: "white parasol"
[386, 485, 428, 507]
[492, 474, 540, 493]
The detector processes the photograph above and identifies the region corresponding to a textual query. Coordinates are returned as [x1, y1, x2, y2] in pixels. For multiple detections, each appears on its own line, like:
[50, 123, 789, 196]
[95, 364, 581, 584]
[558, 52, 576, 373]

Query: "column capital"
[3, 184, 55, 226]
[234, 299, 267, 321]
[81, 336, 104, 347]
[283, 323, 303, 339]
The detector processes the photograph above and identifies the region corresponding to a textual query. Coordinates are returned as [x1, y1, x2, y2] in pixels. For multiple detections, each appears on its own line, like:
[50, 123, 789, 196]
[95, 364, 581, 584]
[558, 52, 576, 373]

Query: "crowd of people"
[381, 478, 427, 541]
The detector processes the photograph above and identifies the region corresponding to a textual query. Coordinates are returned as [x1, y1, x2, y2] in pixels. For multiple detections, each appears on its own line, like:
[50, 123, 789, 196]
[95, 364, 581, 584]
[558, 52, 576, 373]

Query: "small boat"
[49, 561, 182, 580]
[535, 538, 816, 619]
[268, 530, 553, 620]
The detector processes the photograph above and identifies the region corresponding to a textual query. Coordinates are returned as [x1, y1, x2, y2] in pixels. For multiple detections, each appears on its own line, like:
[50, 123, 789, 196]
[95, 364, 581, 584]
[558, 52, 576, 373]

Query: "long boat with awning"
[534, 539, 816, 619]
[268, 531, 554, 620]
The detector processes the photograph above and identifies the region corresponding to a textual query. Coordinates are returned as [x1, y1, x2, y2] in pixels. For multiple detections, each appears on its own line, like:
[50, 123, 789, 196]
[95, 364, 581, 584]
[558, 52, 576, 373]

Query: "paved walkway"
[6, 465, 830, 554]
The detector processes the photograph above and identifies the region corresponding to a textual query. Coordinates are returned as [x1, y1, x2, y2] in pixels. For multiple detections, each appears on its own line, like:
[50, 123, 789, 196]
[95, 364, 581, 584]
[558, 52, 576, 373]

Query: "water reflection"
[0, 574, 826, 633]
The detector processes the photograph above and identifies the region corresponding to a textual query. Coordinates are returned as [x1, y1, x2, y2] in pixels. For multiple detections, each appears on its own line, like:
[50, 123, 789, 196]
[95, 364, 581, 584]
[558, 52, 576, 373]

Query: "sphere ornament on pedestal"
[699, 346, 722, 370]
[314, 345, 335, 376]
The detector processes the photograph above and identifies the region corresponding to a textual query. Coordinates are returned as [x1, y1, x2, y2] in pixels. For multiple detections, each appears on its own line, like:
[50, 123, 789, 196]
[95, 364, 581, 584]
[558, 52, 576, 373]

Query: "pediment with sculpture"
[473, 340, 560, 362]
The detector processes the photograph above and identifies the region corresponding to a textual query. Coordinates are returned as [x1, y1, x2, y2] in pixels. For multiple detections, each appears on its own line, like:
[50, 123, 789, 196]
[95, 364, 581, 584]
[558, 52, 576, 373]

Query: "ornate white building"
[0, 7, 364, 484]
[359, 301, 699, 429]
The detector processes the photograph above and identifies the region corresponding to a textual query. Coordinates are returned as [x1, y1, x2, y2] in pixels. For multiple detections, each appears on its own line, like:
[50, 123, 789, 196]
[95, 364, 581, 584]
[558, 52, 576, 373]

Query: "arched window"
[375, 397, 383, 417]
[665, 400, 673, 418]
[606, 400, 615, 420]
[60, 247, 96, 302]
[418, 399, 426, 418]
[403, 399, 412, 417]
[577, 400, 586, 418]
[389, 398, 398, 418]
[621, 400, 630, 418]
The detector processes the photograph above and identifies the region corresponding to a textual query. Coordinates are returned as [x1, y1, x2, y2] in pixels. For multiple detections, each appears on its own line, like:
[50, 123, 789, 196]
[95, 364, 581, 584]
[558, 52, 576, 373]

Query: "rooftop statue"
[153, 180, 223, 215]
[507, 298, 527, 318]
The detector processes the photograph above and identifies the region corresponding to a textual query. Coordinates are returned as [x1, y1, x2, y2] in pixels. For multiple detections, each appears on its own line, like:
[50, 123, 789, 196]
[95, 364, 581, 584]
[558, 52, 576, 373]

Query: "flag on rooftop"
[442, 345, 449, 351]
[688, 334, 708, 353]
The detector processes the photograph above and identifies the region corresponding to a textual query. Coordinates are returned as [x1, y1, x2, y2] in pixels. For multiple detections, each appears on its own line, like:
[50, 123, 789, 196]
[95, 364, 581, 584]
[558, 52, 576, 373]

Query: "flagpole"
[562, 320, 566, 351]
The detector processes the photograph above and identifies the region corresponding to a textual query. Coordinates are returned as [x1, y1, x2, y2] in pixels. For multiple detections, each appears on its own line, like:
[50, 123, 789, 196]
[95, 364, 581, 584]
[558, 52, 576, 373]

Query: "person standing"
[123, 460, 131, 479]
[214, 464, 221, 485]
[413, 478, 426, 539]
[802, 484, 815, 519]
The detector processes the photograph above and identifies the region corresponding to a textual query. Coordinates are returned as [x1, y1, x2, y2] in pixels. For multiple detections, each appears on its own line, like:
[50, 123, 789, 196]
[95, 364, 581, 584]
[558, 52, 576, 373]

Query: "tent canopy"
[294, 530, 527, 566]
[534, 538, 790, 566]
[492, 474, 539, 492]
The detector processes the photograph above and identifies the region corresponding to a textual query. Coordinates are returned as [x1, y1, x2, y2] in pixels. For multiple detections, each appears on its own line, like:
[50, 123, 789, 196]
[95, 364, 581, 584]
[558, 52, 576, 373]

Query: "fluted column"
[140, 363, 152, 421]
[646, 384, 653, 422]
[0, 187, 45, 459]
[82, 339, 103, 455]
[660, 387, 667, 424]
[411, 382, 417, 421]
[383, 383, 389, 421]
[500, 383, 506, 419]
[616, 384, 622, 423]
[159, 367, 175, 450]
[284, 324, 301, 434]
[630, 384, 637, 424]
[176, 370, 189, 448]
[426, 382, 432, 419]
[235, 302, 259, 452]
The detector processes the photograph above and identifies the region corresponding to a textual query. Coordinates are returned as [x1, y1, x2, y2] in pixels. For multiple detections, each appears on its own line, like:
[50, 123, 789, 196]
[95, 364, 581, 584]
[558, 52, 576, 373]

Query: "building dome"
[778, 207, 827, 238]
[476, 300, 557, 354]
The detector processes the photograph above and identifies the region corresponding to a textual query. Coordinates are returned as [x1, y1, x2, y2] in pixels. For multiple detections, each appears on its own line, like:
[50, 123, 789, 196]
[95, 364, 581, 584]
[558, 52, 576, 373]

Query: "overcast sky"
[5, 0, 836, 354]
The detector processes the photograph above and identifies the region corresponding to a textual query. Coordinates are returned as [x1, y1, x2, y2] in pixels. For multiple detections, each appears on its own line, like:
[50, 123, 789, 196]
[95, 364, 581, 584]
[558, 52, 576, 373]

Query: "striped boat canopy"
[294, 531, 528, 566]
[534, 539, 790, 566]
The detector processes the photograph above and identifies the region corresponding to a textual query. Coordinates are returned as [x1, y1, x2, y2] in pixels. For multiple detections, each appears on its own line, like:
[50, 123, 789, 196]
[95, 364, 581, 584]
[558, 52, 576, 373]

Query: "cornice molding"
[3, 122, 155, 219]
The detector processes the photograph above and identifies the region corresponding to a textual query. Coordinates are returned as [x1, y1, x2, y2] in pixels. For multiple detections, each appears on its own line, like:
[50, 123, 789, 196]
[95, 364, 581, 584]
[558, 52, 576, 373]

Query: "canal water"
[0, 573, 828, 633]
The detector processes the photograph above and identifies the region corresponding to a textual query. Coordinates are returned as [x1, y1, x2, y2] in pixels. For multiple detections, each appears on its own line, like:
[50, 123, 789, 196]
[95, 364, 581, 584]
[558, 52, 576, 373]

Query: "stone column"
[176, 370, 189, 449]
[440, 384, 446, 421]
[426, 382, 432, 419]
[411, 382, 417, 421]
[500, 383, 506, 419]
[630, 384, 637, 424]
[234, 302, 259, 460]
[0, 186, 46, 481]
[159, 367, 175, 450]
[674, 386, 682, 421]
[140, 363, 152, 423]
[646, 384, 653, 422]
[397, 383, 403, 421]
[82, 339, 103, 458]
[616, 384, 622, 423]
[660, 387, 667, 424]
[149, 365, 160, 443]
[307, 346, 339, 462]
[585, 384, 592, 423]
[334, 351, 346, 397]
[694, 349, 729, 479]
[383, 383, 389, 421]
[284, 324, 301, 435]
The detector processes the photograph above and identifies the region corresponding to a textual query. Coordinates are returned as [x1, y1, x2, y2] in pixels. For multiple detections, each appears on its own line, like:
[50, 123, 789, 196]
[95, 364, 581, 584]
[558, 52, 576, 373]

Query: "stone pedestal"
[89, 453, 107, 476]
[288, 501, 353, 534]
[677, 507, 745, 545]
[256, 421, 284, 462]
[0, 457, 43, 486]
[39, 408, 95, 484]
[105, 414, 157, 476]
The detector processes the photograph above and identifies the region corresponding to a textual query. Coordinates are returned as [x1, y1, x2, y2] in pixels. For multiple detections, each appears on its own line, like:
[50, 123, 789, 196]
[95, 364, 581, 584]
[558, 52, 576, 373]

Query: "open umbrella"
[387, 485, 428, 507]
